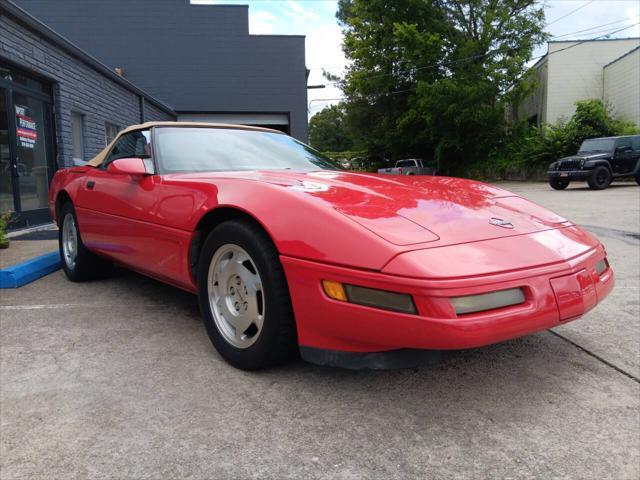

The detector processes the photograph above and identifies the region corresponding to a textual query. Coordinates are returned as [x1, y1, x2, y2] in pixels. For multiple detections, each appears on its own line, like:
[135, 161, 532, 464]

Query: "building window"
[71, 111, 85, 165]
[105, 122, 121, 146]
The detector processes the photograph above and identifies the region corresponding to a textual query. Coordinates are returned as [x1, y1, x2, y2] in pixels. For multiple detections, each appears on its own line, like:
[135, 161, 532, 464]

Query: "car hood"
[561, 152, 611, 161]
[209, 170, 572, 248]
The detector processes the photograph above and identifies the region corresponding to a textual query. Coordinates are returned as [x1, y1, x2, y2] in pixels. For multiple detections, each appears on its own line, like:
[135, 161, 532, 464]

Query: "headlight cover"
[451, 288, 525, 315]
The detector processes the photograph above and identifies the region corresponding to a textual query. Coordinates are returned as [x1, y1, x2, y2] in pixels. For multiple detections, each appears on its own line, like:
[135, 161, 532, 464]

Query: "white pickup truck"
[377, 158, 436, 176]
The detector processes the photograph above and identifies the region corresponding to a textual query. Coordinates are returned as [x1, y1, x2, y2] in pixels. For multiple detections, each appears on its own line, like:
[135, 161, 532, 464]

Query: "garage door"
[177, 113, 289, 134]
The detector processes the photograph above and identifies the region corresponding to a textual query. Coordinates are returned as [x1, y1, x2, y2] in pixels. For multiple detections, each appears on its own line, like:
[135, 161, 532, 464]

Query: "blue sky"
[192, 0, 640, 116]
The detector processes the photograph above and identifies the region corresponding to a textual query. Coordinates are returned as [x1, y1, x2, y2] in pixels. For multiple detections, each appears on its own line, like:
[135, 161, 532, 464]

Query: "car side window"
[631, 137, 640, 152]
[397, 160, 415, 168]
[103, 129, 152, 168]
[616, 139, 632, 152]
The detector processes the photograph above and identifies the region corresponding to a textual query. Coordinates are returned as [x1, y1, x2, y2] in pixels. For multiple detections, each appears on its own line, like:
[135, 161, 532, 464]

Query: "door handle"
[86, 180, 95, 190]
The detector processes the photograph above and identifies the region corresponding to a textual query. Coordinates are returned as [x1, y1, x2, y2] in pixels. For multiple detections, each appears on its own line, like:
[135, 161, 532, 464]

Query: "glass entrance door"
[0, 87, 13, 215]
[13, 92, 52, 215]
[0, 64, 55, 229]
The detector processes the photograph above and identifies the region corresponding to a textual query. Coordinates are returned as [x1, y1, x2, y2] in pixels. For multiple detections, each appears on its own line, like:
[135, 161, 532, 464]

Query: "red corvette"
[49, 122, 614, 370]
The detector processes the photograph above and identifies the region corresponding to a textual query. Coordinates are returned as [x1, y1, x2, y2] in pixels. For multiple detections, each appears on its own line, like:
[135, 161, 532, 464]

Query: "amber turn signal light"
[322, 280, 348, 301]
[322, 280, 417, 314]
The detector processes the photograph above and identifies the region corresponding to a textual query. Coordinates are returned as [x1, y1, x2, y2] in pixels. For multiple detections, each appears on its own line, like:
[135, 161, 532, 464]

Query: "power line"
[546, 0, 595, 26]
[546, 22, 639, 54]
[552, 16, 639, 38]
[553, 24, 640, 39]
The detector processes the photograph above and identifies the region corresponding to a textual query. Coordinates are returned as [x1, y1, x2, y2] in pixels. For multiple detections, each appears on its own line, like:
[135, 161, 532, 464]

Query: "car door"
[631, 136, 640, 174]
[74, 129, 191, 285]
[611, 138, 634, 174]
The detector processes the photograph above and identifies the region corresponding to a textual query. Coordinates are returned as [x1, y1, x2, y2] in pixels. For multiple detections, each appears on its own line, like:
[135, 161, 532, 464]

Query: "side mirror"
[107, 157, 153, 176]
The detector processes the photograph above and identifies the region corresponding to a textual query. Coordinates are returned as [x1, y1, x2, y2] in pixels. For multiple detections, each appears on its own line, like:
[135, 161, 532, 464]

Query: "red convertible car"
[49, 122, 615, 370]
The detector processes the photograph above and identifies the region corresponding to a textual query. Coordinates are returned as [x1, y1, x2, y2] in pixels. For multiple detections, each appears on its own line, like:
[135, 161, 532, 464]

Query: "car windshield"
[154, 127, 341, 173]
[578, 138, 615, 154]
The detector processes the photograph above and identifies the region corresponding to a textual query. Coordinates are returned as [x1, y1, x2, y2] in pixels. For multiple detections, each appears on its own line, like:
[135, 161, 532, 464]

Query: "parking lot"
[1, 182, 639, 479]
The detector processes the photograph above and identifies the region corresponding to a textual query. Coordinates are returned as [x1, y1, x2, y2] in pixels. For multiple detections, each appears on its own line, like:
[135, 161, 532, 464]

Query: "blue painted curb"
[0, 251, 61, 288]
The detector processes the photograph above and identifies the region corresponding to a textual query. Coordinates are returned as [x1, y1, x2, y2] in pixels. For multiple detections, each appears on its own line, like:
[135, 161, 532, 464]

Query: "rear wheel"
[549, 178, 570, 190]
[59, 202, 112, 281]
[197, 219, 297, 370]
[587, 166, 612, 190]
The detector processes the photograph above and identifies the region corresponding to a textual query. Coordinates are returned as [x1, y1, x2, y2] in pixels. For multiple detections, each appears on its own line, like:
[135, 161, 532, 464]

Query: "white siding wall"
[604, 48, 640, 126]
[545, 39, 640, 124]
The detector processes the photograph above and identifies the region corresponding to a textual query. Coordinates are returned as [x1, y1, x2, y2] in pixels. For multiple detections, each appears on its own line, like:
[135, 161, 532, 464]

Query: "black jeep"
[548, 135, 640, 190]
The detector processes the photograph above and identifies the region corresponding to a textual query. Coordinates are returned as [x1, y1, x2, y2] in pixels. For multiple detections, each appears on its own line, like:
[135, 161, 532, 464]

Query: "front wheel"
[587, 166, 612, 190]
[549, 178, 570, 190]
[197, 219, 297, 370]
[58, 202, 112, 281]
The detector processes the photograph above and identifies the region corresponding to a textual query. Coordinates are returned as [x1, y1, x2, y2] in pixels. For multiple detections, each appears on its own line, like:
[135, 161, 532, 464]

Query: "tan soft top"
[87, 121, 284, 167]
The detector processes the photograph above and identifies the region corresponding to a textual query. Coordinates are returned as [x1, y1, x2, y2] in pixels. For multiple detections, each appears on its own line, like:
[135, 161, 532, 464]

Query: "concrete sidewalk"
[0, 228, 58, 269]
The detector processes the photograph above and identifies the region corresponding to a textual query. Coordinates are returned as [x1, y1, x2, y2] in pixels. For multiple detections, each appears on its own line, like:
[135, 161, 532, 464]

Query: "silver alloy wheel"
[207, 244, 265, 349]
[62, 213, 78, 270]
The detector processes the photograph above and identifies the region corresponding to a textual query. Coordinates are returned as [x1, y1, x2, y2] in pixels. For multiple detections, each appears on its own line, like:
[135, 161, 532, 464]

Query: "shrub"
[0, 211, 12, 248]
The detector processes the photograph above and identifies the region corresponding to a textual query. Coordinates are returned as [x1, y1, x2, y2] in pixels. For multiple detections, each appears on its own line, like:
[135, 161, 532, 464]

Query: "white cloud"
[285, 0, 320, 24]
[249, 10, 278, 34]
[305, 22, 346, 116]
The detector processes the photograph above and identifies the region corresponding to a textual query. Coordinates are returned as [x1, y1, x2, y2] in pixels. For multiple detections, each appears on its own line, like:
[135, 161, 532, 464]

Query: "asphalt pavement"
[1, 181, 639, 479]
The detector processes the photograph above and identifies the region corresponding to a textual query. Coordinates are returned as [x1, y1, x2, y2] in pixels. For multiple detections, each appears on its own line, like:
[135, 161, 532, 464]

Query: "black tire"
[58, 202, 112, 281]
[197, 219, 298, 370]
[587, 166, 612, 190]
[635, 173, 640, 186]
[549, 178, 570, 190]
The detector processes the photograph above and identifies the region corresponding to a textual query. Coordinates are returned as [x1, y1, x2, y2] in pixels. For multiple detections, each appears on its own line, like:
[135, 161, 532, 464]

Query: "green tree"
[336, 0, 547, 172]
[308, 104, 354, 152]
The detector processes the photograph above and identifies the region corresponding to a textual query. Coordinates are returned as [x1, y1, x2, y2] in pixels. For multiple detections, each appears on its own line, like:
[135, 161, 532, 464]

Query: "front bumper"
[548, 170, 592, 180]
[281, 240, 614, 363]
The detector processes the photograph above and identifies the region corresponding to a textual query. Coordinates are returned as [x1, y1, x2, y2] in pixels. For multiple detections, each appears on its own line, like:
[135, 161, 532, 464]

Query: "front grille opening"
[559, 160, 581, 171]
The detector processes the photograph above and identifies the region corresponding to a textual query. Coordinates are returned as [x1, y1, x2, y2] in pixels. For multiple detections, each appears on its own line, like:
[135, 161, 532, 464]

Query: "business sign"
[15, 105, 38, 149]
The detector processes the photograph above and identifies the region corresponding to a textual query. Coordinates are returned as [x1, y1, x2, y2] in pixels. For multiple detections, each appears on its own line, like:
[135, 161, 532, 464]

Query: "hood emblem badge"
[490, 217, 514, 229]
